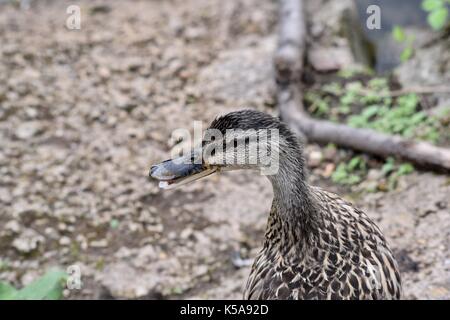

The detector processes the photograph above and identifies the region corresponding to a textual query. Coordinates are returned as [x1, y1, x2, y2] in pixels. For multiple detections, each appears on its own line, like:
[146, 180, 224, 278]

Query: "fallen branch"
[275, 0, 450, 172]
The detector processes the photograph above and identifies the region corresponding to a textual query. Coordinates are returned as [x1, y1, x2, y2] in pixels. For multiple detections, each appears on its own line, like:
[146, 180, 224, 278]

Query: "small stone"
[98, 66, 111, 79]
[180, 227, 193, 239]
[323, 145, 337, 161]
[12, 229, 45, 254]
[146, 224, 163, 233]
[76, 235, 89, 250]
[14, 121, 44, 139]
[0, 188, 12, 204]
[5, 220, 21, 234]
[367, 169, 384, 181]
[308, 46, 354, 72]
[307, 150, 323, 168]
[322, 163, 335, 178]
[59, 236, 71, 246]
[44, 227, 58, 239]
[90, 239, 108, 248]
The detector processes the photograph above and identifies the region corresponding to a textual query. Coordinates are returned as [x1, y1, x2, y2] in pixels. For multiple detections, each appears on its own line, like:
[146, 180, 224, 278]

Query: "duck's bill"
[149, 156, 217, 190]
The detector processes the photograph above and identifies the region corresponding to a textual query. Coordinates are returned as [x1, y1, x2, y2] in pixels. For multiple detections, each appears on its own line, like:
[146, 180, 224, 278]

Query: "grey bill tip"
[149, 158, 204, 181]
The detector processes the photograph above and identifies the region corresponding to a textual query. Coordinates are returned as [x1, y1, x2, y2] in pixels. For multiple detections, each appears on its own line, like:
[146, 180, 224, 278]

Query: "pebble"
[59, 236, 72, 246]
[90, 239, 108, 248]
[12, 229, 45, 254]
[14, 121, 44, 139]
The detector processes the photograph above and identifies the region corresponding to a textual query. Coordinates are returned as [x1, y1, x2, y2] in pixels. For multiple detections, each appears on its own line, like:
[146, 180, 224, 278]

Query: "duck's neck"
[265, 149, 320, 254]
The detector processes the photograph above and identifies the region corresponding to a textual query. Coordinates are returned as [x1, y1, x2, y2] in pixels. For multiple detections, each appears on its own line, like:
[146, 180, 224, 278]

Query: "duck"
[150, 109, 402, 300]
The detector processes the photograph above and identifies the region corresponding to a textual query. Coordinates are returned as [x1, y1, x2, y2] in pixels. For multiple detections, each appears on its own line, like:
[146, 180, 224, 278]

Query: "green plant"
[422, 0, 450, 30]
[0, 260, 9, 272]
[305, 92, 330, 116]
[391, 1, 449, 63]
[332, 156, 367, 186]
[392, 25, 415, 62]
[337, 66, 374, 79]
[348, 93, 440, 142]
[110, 219, 120, 229]
[0, 269, 66, 300]
[312, 77, 444, 143]
[381, 157, 415, 190]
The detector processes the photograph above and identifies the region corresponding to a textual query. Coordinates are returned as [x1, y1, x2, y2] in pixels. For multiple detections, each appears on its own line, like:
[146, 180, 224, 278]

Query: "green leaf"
[0, 282, 18, 300]
[361, 105, 381, 119]
[397, 163, 414, 175]
[400, 46, 413, 62]
[427, 7, 448, 30]
[392, 25, 406, 42]
[13, 269, 66, 300]
[110, 219, 120, 229]
[422, 0, 443, 11]
[348, 157, 362, 171]
[331, 164, 348, 183]
[382, 157, 395, 174]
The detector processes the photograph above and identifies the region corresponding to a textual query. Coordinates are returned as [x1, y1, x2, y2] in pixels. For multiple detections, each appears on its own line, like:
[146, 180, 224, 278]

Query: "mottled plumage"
[244, 187, 402, 300]
[151, 109, 402, 300]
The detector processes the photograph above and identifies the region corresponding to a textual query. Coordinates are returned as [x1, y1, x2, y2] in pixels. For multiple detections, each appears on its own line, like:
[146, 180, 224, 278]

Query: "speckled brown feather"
[208, 110, 402, 300]
[244, 187, 402, 300]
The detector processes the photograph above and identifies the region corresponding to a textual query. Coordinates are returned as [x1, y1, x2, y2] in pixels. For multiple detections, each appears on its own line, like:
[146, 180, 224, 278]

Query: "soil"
[0, 0, 448, 300]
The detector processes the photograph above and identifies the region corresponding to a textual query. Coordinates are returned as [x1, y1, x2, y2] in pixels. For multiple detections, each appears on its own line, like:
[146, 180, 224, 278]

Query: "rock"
[90, 239, 108, 248]
[197, 37, 276, 107]
[44, 227, 58, 239]
[97, 262, 161, 299]
[14, 121, 44, 139]
[76, 235, 89, 250]
[146, 224, 164, 233]
[307, 150, 323, 168]
[367, 169, 384, 181]
[4, 220, 21, 234]
[308, 46, 354, 72]
[98, 66, 111, 79]
[394, 28, 450, 108]
[180, 227, 194, 239]
[323, 144, 337, 161]
[59, 236, 71, 246]
[0, 187, 13, 204]
[12, 229, 45, 254]
[322, 163, 335, 178]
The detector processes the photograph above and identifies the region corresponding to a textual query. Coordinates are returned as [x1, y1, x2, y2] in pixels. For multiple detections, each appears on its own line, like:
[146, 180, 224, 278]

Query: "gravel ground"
[0, 0, 448, 300]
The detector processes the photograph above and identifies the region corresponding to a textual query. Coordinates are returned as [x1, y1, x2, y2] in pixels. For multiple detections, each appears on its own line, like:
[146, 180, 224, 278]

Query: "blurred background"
[0, 0, 449, 299]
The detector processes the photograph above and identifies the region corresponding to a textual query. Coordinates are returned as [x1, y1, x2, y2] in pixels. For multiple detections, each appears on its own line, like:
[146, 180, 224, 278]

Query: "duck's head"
[150, 109, 305, 190]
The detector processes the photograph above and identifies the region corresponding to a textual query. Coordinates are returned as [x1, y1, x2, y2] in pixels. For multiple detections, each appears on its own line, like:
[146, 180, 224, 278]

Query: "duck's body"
[245, 187, 402, 300]
[150, 109, 402, 300]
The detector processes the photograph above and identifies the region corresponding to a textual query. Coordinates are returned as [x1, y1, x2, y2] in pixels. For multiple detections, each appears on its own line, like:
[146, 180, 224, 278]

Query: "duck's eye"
[233, 139, 238, 148]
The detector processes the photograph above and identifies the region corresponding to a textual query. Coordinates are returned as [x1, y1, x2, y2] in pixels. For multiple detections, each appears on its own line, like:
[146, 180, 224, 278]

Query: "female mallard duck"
[150, 110, 402, 300]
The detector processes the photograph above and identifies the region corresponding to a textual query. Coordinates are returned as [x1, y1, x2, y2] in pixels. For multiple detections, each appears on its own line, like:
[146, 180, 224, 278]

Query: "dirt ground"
[0, 0, 448, 300]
